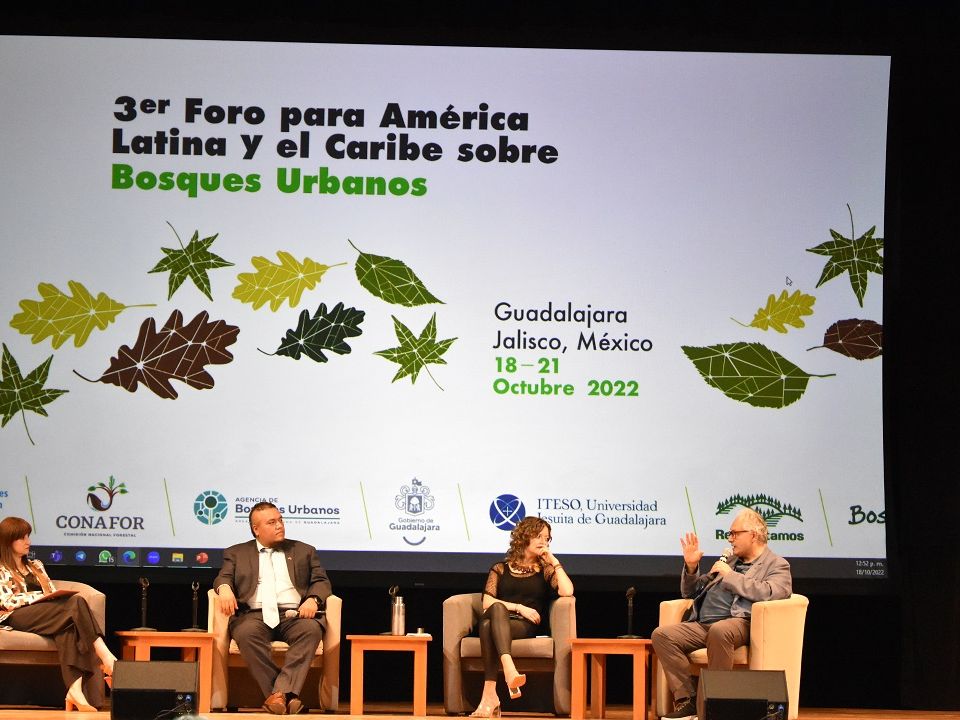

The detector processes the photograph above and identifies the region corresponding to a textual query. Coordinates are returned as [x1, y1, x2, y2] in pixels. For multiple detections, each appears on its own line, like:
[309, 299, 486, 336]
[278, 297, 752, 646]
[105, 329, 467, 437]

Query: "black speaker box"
[110, 660, 198, 720]
[698, 669, 788, 720]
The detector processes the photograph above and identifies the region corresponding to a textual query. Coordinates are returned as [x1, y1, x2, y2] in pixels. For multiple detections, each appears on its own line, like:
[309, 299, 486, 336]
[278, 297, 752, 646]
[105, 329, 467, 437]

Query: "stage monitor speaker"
[110, 660, 198, 720]
[698, 669, 788, 720]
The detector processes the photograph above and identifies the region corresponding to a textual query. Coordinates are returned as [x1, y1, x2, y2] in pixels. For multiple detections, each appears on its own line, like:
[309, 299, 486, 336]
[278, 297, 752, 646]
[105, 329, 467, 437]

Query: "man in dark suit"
[213, 502, 331, 715]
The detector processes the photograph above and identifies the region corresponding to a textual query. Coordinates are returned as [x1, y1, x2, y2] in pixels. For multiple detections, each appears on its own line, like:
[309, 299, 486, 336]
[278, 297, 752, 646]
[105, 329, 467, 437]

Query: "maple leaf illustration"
[233, 251, 347, 311]
[733, 289, 815, 333]
[808, 318, 883, 360]
[10, 281, 155, 349]
[349, 239, 443, 307]
[263, 302, 365, 363]
[148, 222, 234, 300]
[806, 205, 883, 307]
[681, 342, 834, 409]
[0, 343, 68, 445]
[374, 313, 456, 390]
[76, 310, 239, 399]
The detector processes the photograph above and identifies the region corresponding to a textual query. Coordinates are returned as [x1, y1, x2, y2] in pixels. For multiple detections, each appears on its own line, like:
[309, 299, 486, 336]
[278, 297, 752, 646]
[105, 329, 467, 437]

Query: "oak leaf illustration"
[806, 205, 883, 307]
[733, 289, 815, 333]
[681, 342, 834, 408]
[233, 251, 347, 311]
[808, 319, 882, 360]
[264, 302, 365, 362]
[374, 313, 456, 389]
[76, 310, 239, 399]
[349, 239, 443, 306]
[10, 281, 155, 349]
[148, 223, 234, 300]
[0, 343, 68, 445]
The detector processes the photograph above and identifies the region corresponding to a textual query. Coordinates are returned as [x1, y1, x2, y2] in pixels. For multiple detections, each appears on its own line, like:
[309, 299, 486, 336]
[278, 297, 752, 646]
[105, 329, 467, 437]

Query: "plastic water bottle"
[391, 596, 406, 635]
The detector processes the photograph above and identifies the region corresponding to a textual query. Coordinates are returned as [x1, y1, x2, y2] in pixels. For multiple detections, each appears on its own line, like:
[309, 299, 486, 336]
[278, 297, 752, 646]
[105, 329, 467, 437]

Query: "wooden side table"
[115, 630, 214, 713]
[347, 633, 432, 716]
[571, 638, 656, 720]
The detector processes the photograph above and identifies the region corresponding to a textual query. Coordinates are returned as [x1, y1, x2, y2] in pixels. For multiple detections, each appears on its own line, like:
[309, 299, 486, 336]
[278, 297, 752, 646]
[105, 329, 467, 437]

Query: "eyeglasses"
[725, 529, 752, 540]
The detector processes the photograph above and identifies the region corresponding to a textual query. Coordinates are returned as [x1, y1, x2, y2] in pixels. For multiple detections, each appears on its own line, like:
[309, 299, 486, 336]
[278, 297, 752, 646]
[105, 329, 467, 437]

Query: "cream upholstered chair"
[0, 580, 107, 708]
[655, 594, 808, 720]
[443, 592, 576, 715]
[206, 590, 341, 711]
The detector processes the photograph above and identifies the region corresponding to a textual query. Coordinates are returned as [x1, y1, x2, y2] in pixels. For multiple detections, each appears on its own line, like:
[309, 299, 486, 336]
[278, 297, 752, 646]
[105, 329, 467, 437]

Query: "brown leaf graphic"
[79, 310, 239, 398]
[809, 318, 882, 360]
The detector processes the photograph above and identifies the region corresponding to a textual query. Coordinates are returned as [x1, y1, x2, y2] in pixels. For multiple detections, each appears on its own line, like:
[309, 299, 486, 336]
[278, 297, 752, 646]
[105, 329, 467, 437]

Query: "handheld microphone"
[709, 547, 735, 578]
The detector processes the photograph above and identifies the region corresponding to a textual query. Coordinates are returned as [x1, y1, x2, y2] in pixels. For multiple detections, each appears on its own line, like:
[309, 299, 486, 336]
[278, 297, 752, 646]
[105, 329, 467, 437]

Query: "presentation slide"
[0, 36, 888, 579]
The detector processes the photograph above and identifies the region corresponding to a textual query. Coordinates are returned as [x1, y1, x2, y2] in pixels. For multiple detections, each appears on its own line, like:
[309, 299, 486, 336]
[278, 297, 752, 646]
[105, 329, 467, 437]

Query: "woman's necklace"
[508, 558, 539, 575]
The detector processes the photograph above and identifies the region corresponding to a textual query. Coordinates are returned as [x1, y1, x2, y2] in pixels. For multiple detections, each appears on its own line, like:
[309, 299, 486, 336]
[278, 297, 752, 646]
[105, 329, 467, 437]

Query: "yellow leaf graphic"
[10, 281, 155, 349]
[733, 289, 816, 333]
[232, 251, 346, 311]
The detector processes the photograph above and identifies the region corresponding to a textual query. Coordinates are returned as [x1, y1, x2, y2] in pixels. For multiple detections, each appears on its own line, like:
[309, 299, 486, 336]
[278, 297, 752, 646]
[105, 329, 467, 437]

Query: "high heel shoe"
[65, 685, 97, 712]
[470, 702, 501, 718]
[101, 664, 113, 689]
[507, 673, 527, 699]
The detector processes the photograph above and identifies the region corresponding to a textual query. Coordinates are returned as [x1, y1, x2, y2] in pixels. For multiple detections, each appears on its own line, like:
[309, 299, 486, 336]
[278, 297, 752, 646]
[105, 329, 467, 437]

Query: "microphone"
[709, 547, 735, 578]
[284, 609, 299, 619]
[618, 586, 641, 638]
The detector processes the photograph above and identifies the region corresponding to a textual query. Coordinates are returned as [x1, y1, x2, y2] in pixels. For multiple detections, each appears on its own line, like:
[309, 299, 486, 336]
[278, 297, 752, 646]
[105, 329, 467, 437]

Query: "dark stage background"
[4, 1, 959, 712]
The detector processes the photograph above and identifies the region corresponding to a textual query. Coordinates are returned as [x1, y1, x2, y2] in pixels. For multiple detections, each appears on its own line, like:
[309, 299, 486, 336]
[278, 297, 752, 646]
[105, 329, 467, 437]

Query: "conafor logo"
[716, 493, 804, 541]
[86, 475, 127, 511]
[56, 476, 144, 533]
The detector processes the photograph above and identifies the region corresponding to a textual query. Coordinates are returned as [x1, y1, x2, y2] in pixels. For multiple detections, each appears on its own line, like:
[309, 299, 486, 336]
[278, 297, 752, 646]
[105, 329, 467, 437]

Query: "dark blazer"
[212, 539, 332, 627]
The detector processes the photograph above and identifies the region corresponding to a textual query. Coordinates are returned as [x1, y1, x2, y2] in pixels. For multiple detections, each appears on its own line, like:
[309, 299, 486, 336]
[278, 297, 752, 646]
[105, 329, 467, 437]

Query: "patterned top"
[0, 559, 56, 625]
[483, 561, 560, 623]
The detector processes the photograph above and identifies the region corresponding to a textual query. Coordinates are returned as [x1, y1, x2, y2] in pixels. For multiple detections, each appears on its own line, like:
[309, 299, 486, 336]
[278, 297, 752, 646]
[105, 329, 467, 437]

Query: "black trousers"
[5, 594, 103, 704]
[478, 602, 537, 680]
[229, 609, 324, 698]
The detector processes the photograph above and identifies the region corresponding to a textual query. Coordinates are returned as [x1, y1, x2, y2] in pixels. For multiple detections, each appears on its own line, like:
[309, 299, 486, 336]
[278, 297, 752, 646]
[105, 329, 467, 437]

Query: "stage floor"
[1, 704, 959, 719]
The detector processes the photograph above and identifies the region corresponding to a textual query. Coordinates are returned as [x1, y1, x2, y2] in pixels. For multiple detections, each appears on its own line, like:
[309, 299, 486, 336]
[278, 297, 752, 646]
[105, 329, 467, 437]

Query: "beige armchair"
[655, 594, 808, 720]
[443, 592, 576, 715]
[0, 580, 107, 708]
[206, 589, 341, 711]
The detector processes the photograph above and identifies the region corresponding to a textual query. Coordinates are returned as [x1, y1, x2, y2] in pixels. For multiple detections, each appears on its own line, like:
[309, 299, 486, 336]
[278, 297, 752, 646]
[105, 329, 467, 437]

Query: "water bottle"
[391, 595, 406, 635]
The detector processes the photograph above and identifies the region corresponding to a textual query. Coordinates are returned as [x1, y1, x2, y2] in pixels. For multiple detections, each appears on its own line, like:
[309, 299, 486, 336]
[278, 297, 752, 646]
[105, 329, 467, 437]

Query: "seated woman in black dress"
[471, 516, 574, 717]
[0, 516, 118, 711]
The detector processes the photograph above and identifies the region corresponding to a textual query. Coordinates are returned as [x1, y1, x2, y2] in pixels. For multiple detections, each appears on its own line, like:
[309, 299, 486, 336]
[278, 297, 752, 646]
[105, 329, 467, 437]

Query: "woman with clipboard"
[0, 516, 118, 711]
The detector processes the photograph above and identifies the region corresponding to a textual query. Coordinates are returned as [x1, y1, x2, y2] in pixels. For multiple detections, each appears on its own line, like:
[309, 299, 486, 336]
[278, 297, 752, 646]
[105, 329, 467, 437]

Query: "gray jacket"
[682, 546, 792, 621]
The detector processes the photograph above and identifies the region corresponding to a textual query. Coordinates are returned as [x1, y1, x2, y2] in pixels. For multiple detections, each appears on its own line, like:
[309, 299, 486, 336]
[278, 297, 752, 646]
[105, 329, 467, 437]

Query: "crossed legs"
[651, 617, 750, 703]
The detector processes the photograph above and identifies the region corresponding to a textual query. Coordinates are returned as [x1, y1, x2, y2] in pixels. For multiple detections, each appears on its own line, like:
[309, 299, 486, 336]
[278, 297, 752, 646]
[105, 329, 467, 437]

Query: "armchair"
[654, 594, 808, 720]
[443, 592, 576, 715]
[0, 580, 106, 708]
[206, 589, 341, 711]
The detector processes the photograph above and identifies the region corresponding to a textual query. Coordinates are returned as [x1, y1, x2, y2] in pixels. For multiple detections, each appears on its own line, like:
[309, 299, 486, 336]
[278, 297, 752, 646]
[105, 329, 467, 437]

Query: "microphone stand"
[182, 581, 204, 632]
[618, 587, 641, 639]
[131, 577, 156, 631]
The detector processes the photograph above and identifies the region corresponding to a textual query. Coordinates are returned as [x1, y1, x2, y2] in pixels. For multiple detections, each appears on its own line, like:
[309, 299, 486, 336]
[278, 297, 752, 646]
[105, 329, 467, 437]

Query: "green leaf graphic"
[233, 252, 347, 311]
[733, 289, 815, 333]
[374, 313, 456, 389]
[10, 281, 156, 349]
[806, 205, 883, 307]
[148, 223, 234, 300]
[808, 318, 883, 360]
[0, 343, 68, 445]
[681, 342, 834, 408]
[266, 302, 365, 363]
[350, 239, 443, 306]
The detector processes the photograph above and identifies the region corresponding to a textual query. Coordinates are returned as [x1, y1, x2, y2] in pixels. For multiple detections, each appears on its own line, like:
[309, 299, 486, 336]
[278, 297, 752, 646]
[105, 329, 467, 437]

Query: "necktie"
[260, 548, 280, 628]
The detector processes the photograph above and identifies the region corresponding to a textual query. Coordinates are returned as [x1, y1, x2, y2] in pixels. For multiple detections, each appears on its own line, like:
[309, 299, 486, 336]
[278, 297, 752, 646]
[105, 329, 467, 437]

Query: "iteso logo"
[489, 494, 526, 531]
